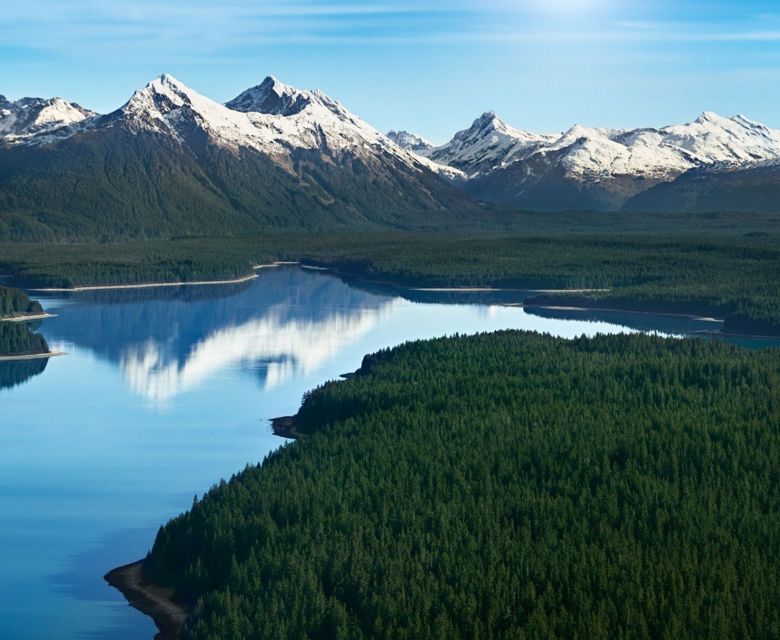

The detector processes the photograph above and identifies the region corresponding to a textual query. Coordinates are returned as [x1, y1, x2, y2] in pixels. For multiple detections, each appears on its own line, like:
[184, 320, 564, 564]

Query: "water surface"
[0, 266, 776, 639]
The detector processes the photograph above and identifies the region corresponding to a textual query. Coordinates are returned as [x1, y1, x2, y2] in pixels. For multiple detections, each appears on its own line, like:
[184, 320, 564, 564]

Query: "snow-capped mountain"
[2, 74, 462, 182]
[418, 112, 555, 178]
[2, 73, 779, 234]
[0, 95, 94, 142]
[387, 130, 433, 153]
[0, 74, 475, 240]
[411, 110, 780, 210]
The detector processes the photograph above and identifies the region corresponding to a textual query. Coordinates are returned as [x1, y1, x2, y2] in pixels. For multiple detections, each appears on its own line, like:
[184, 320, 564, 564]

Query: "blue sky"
[1, 0, 779, 142]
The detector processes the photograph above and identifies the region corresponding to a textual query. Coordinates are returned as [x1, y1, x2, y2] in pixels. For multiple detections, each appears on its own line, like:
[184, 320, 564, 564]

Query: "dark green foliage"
[0, 128, 477, 242]
[0, 285, 49, 355]
[0, 322, 48, 356]
[0, 285, 42, 317]
[1, 211, 779, 331]
[148, 332, 780, 639]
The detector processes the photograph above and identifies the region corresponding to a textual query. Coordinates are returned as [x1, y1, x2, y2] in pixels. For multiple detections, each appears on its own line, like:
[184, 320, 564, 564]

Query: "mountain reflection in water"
[36, 268, 394, 402]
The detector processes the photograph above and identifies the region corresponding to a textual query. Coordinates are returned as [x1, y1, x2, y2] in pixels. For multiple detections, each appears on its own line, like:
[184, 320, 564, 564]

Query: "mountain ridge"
[393, 110, 780, 211]
[0, 74, 477, 241]
[2, 75, 780, 227]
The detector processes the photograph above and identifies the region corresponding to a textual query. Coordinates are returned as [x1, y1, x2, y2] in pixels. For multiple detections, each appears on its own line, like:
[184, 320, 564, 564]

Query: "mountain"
[414, 111, 780, 211]
[386, 130, 433, 153]
[0, 75, 476, 241]
[419, 112, 555, 178]
[0, 95, 94, 142]
[624, 159, 780, 213]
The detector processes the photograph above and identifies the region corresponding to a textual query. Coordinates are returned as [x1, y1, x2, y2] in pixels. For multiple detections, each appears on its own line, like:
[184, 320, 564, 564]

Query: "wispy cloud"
[2, 0, 780, 60]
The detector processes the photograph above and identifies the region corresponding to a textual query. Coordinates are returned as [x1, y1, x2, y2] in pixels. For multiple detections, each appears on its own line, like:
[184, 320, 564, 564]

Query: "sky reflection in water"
[0, 266, 775, 639]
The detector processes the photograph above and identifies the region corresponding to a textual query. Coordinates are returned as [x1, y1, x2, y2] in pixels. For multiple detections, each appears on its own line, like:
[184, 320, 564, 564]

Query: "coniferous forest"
[0, 286, 48, 356]
[2, 212, 780, 335]
[0, 285, 43, 317]
[147, 331, 780, 639]
[0, 322, 49, 356]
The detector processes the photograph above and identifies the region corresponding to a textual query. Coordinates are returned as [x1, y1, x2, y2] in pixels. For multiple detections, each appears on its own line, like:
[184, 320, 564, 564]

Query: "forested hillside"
[0, 126, 476, 242]
[146, 332, 780, 639]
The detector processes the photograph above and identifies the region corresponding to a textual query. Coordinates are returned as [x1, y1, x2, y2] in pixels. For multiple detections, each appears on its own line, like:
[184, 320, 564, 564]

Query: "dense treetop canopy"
[148, 331, 780, 639]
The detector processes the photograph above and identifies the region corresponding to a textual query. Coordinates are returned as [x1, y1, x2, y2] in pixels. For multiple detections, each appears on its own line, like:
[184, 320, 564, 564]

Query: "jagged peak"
[132, 74, 195, 102]
[386, 130, 433, 152]
[471, 111, 502, 129]
[0, 93, 94, 138]
[226, 75, 316, 116]
[692, 111, 747, 129]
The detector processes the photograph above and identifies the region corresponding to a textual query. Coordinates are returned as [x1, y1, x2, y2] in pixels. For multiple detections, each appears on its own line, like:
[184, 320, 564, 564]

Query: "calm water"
[1, 266, 777, 639]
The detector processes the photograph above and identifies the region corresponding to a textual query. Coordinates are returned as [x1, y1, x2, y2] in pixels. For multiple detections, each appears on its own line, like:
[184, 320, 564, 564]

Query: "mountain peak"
[473, 111, 501, 128]
[694, 111, 733, 127]
[142, 74, 195, 99]
[0, 95, 93, 139]
[226, 76, 314, 116]
[387, 130, 433, 153]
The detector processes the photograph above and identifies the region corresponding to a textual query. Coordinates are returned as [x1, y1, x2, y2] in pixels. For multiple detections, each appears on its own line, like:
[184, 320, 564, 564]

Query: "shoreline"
[309, 263, 614, 296]
[525, 304, 725, 323]
[271, 415, 301, 439]
[253, 260, 301, 270]
[0, 350, 66, 362]
[105, 560, 189, 640]
[29, 273, 258, 293]
[410, 286, 611, 293]
[0, 312, 57, 323]
[11, 262, 778, 340]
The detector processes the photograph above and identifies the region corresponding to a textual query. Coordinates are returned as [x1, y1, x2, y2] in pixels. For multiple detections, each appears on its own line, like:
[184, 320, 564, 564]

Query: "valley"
[2, 58, 779, 640]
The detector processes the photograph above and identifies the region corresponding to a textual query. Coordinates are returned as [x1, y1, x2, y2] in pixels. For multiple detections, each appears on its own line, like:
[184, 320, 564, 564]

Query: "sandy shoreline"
[525, 304, 725, 323]
[410, 286, 611, 293]
[0, 312, 57, 323]
[29, 273, 258, 293]
[105, 560, 189, 640]
[0, 350, 66, 362]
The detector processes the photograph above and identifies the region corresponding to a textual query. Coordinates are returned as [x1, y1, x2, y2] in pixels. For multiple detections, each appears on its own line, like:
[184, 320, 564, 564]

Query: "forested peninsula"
[136, 331, 780, 639]
[0, 285, 43, 318]
[0, 286, 49, 357]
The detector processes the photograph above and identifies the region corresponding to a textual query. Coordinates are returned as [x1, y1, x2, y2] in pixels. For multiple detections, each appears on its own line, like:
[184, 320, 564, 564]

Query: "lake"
[0, 266, 777, 639]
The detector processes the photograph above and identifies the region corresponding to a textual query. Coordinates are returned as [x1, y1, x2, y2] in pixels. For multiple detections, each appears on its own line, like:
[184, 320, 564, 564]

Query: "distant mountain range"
[389, 111, 780, 212]
[1, 75, 779, 242]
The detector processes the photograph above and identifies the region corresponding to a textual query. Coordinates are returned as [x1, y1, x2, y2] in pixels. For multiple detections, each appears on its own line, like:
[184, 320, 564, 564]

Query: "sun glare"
[526, 0, 606, 16]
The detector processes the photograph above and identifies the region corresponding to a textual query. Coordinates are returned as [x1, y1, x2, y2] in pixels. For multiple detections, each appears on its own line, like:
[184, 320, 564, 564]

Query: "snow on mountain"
[110, 74, 277, 151]
[5, 76, 778, 212]
[386, 130, 433, 153]
[225, 75, 315, 116]
[425, 111, 780, 183]
[0, 74, 459, 180]
[225, 75, 462, 178]
[420, 112, 556, 178]
[659, 112, 780, 165]
[0, 95, 94, 142]
[224, 75, 464, 178]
